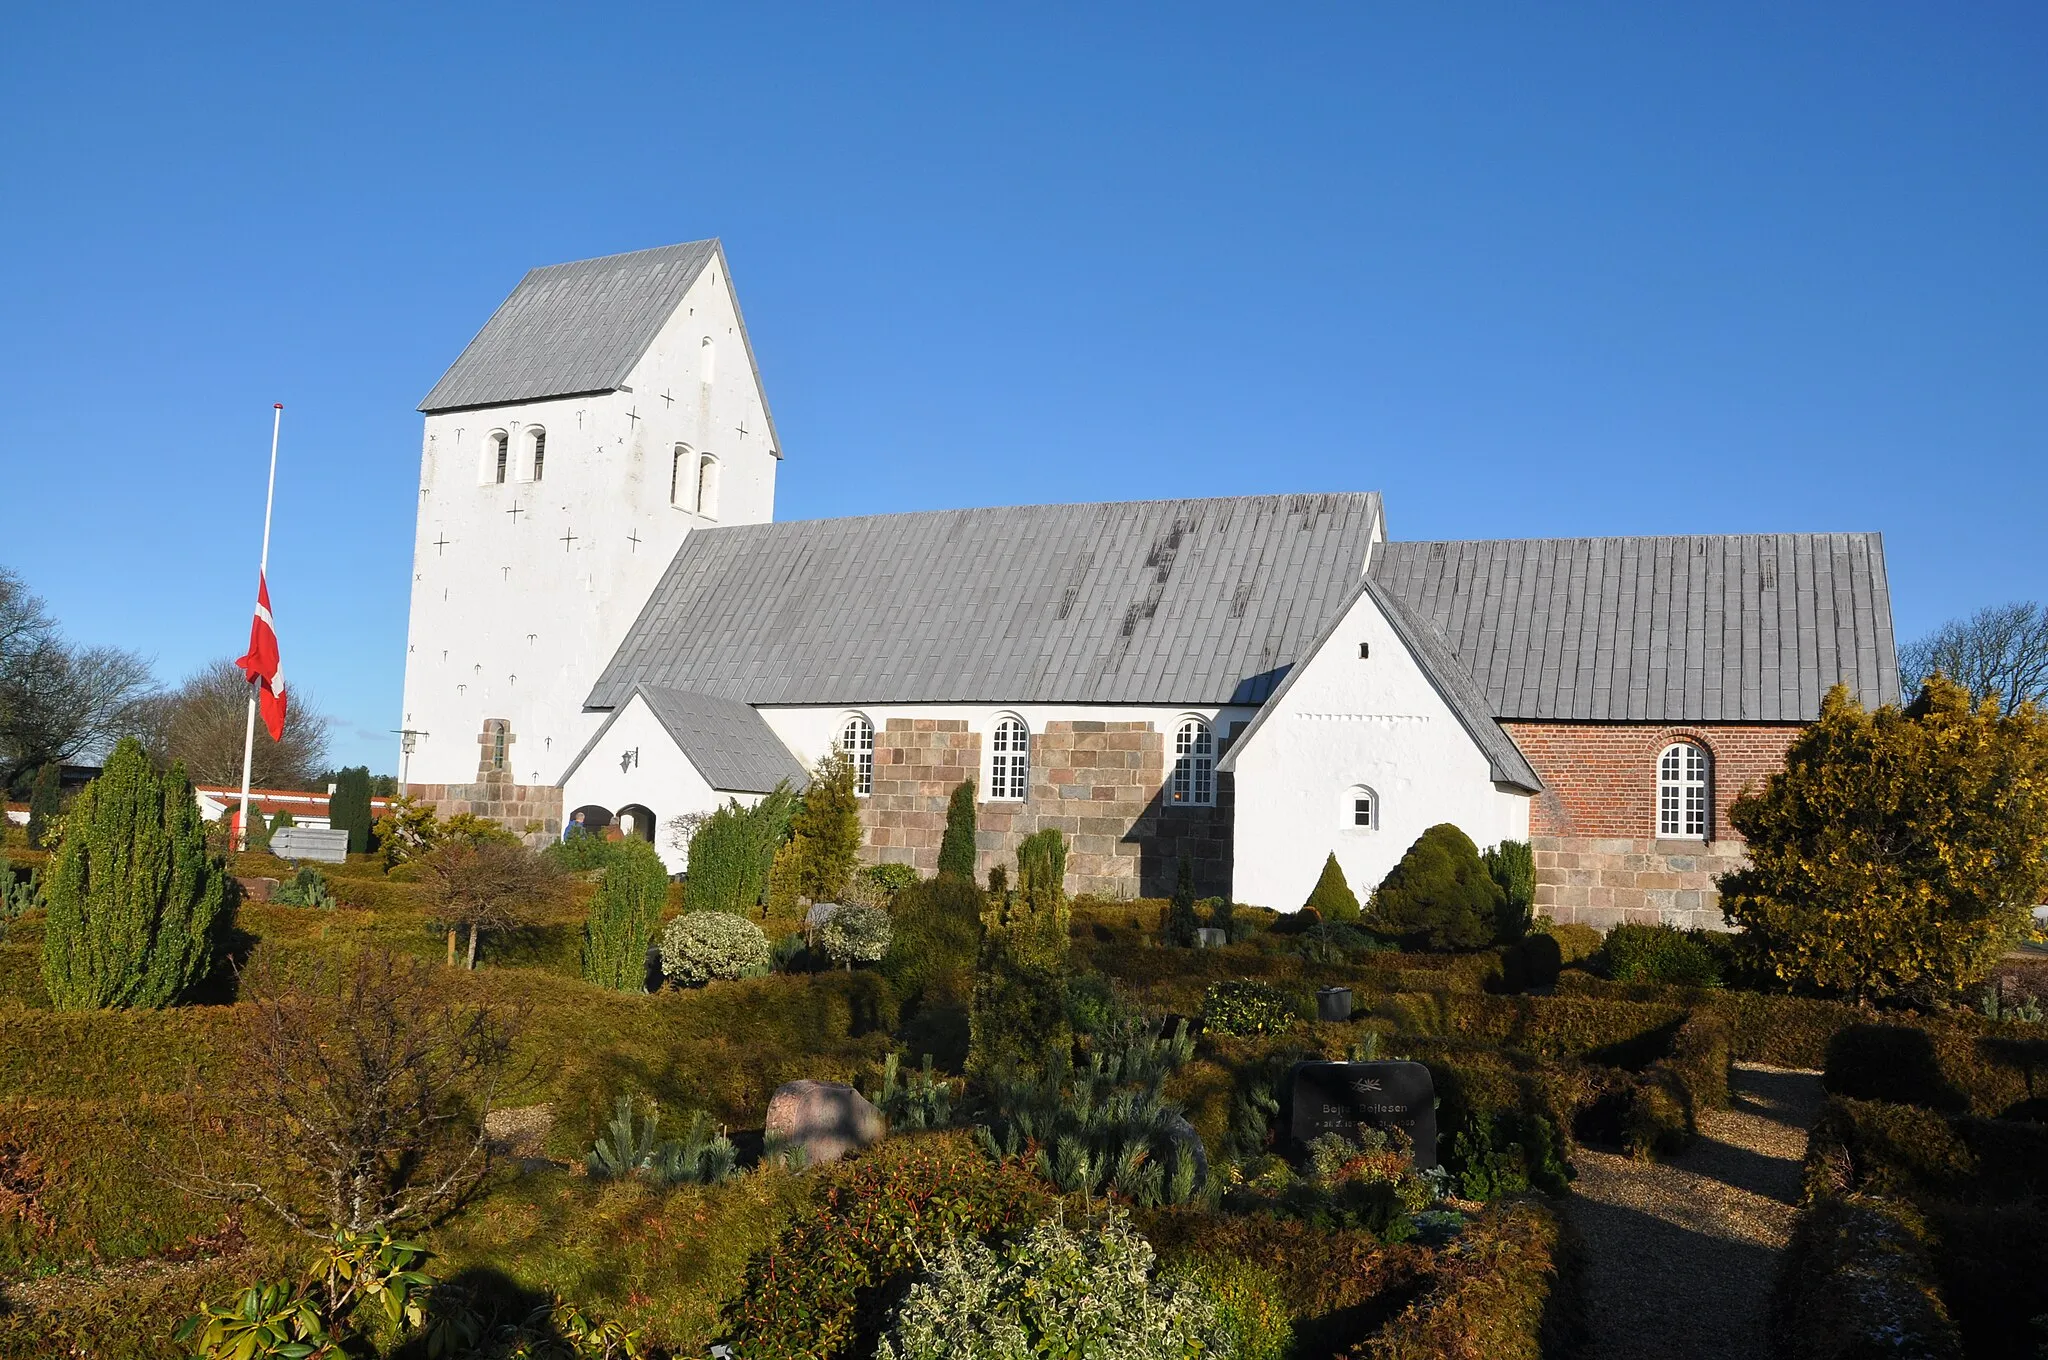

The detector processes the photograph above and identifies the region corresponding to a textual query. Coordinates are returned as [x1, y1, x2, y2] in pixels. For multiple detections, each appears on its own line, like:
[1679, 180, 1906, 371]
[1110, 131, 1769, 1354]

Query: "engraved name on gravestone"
[1286, 1060, 1438, 1170]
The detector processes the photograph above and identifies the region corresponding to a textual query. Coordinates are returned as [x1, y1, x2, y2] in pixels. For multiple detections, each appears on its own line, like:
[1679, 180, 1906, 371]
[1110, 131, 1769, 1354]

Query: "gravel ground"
[1566, 1063, 1824, 1360]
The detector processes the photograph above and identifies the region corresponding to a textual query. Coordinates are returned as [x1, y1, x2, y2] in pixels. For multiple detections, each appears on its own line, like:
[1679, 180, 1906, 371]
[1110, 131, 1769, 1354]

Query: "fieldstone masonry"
[1505, 721, 1802, 930]
[862, 718, 1232, 898]
[403, 718, 564, 848]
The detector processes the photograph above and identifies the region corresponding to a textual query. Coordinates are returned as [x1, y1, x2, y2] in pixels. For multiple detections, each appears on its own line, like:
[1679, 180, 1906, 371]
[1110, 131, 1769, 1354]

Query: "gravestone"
[1197, 927, 1227, 949]
[270, 825, 349, 863]
[1286, 1060, 1437, 1169]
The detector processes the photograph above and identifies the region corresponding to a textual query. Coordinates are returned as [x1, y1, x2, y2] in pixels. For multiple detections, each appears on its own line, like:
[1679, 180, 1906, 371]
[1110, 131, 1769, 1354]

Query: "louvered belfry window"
[990, 717, 1029, 801]
[1657, 742, 1709, 839]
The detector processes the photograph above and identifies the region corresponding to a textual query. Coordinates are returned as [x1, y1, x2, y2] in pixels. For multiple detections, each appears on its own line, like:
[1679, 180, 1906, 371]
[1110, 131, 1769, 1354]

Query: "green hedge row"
[1771, 1194, 1962, 1360]
[1823, 1022, 2043, 1119]
[1355, 1200, 1580, 1360]
[1804, 1095, 2048, 1204]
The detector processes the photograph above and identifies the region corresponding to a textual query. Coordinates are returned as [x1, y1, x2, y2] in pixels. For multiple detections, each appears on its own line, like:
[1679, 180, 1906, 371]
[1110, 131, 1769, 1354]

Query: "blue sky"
[4, 4, 2043, 774]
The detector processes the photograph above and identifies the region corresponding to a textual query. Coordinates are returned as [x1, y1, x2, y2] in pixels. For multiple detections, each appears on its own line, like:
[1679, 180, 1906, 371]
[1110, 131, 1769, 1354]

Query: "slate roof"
[418, 241, 783, 452]
[566, 684, 810, 793]
[586, 494, 1386, 710]
[1369, 533, 1898, 723]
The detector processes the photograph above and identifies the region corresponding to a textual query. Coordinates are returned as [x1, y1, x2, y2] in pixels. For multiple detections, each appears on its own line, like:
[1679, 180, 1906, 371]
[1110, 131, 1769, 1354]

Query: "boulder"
[764, 1080, 884, 1166]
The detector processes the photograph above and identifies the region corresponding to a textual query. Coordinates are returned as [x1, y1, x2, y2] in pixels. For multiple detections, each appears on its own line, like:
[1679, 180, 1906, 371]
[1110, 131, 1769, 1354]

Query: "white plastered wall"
[1227, 588, 1530, 909]
[399, 257, 778, 790]
[558, 695, 768, 875]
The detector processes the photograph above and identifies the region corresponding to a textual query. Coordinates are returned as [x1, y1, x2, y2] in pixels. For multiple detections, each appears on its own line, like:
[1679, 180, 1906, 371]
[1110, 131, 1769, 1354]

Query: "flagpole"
[236, 403, 284, 852]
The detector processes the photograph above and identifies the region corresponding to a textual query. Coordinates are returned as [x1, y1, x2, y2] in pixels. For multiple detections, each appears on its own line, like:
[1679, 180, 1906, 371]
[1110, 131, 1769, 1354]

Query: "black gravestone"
[1286, 1060, 1438, 1170]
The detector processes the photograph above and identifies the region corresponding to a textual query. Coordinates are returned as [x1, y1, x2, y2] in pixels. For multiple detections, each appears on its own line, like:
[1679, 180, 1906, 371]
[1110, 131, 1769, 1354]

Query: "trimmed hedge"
[1921, 1199, 2048, 1360]
[1804, 1095, 2048, 1204]
[1770, 1194, 1962, 1360]
[1823, 1021, 2036, 1118]
[1353, 1200, 1580, 1360]
[1376, 992, 1687, 1068]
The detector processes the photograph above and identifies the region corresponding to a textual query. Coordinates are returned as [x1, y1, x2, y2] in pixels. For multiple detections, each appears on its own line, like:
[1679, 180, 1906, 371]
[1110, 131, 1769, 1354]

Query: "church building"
[400, 241, 1899, 929]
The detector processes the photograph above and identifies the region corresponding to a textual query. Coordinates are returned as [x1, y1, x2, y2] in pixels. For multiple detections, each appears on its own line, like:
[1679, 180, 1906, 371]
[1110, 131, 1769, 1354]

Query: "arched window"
[1348, 785, 1378, 829]
[1657, 741, 1710, 839]
[528, 428, 546, 482]
[990, 715, 1029, 801]
[670, 445, 692, 509]
[490, 431, 509, 484]
[700, 336, 716, 385]
[697, 454, 720, 520]
[490, 720, 508, 771]
[1170, 717, 1215, 806]
[840, 713, 874, 796]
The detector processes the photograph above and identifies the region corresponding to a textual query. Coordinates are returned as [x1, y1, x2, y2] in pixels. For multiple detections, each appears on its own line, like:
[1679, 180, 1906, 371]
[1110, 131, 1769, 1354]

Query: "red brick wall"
[1502, 722, 1802, 842]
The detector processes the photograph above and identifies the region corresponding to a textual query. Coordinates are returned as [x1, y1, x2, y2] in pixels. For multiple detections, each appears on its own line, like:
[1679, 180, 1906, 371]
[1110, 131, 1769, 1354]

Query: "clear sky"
[4, 4, 2043, 774]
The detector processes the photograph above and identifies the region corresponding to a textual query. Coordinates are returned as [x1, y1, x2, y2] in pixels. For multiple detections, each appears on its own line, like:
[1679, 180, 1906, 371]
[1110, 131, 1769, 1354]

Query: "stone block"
[764, 1080, 885, 1165]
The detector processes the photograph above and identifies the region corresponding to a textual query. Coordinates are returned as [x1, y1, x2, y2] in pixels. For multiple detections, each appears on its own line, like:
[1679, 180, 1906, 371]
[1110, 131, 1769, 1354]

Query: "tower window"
[1657, 741, 1710, 839]
[697, 454, 720, 520]
[671, 445, 691, 509]
[840, 714, 874, 796]
[490, 720, 508, 772]
[491, 431, 509, 484]
[990, 716, 1029, 801]
[1349, 786, 1378, 829]
[1170, 718, 1214, 805]
[529, 428, 546, 482]
[701, 336, 716, 385]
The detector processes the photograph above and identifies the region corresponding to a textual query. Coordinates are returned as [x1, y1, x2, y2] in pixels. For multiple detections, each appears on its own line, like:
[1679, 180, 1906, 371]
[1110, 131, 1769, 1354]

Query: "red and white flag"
[235, 572, 288, 741]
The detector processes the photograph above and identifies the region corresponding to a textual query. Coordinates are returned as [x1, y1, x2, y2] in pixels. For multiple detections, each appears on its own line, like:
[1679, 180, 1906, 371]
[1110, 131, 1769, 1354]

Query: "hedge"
[1352, 1200, 1581, 1360]
[1770, 1194, 1962, 1360]
[1804, 1095, 2048, 1204]
[1376, 993, 1687, 1068]
[1823, 1022, 2038, 1118]
[1920, 1199, 2048, 1360]
[717, 1131, 1053, 1359]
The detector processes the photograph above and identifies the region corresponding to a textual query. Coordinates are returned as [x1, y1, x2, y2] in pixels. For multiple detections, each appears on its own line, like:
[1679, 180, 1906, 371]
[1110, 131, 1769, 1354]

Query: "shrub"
[1770, 1194, 1962, 1360]
[585, 1095, 738, 1186]
[1303, 852, 1360, 922]
[25, 761, 61, 849]
[719, 1131, 1052, 1360]
[1366, 824, 1505, 951]
[583, 837, 667, 991]
[818, 902, 892, 968]
[861, 862, 921, 898]
[791, 750, 863, 903]
[1164, 854, 1201, 946]
[970, 831, 1071, 1078]
[937, 780, 977, 882]
[270, 866, 336, 910]
[1447, 1110, 1573, 1199]
[1201, 979, 1299, 1038]
[373, 794, 441, 867]
[327, 766, 375, 855]
[1532, 918, 1603, 965]
[687, 784, 796, 915]
[1802, 1097, 1974, 1202]
[544, 828, 619, 872]
[882, 876, 983, 1008]
[1601, 923, 1722, 987]
[875, 1208, 1225, 1360]
[1483, 839, 1536, 941]
[1360, 1201, 1578, 1360]
[41, 739, 230, 1010]
[1720, 677, 2048, 1005]
[661, 911, 772, 986]
[417, 838, 563, 969]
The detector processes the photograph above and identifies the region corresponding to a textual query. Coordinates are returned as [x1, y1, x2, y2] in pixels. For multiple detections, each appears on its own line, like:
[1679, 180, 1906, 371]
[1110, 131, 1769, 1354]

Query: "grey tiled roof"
[566, 684, 809, 793]
[1369, 533, 1899, 722]
[586, 493, 1385, 709]
[419, 241, 783, 453]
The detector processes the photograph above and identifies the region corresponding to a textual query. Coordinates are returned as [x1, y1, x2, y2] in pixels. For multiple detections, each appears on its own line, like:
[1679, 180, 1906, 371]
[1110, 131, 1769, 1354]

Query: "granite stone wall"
[402, 718, 564, 848]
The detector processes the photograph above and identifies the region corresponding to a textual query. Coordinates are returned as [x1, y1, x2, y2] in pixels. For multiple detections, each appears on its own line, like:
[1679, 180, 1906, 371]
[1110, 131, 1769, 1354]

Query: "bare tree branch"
[0, 565, 158, 787]
[130, 657, 332, 788]
[1900, 601, 2048, 714]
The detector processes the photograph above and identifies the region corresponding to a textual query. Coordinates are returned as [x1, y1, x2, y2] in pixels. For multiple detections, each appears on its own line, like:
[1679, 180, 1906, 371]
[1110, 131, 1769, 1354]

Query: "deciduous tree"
[1899, 601, 2048, 715]
[0, 566, 156, 791]
[132, 658, 331, 790]
[418, 838, 563, 969]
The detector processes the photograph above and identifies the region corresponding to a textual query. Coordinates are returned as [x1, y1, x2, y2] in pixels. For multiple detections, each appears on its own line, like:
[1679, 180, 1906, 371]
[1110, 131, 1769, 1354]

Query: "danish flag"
[235, 572, 288, 741]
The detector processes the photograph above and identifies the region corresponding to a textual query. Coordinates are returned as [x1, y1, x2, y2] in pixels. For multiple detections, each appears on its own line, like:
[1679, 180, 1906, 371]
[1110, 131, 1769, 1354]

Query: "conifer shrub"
[1365, 824, 1504, 951]
[270, 865, 336, 910]
[1720, 678, 2048, 1005]
[1600, 923, 1723, 987]
[25, 762, 61, 849]
[970, 831, 1073, 1077]
[327, 766, 374, 855]
[860, 862, 921, 898]
[791, 752, 862, 903]
[1482, 839, 1536, 941]
[1164, 853, 1201, 946]
[40, 739, 230, 1010]
[660, 911, 772, 987]
[1303, 852, 1360, 922]
[937, 779, 977, 882]
[583, 837, 668, 991]
[881, 876, 983, 1009]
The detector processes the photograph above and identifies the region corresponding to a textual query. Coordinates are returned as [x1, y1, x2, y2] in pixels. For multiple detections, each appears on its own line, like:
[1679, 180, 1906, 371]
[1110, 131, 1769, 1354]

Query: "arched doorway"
[615, 803, 658, 843]
[567, 805, 613, 840]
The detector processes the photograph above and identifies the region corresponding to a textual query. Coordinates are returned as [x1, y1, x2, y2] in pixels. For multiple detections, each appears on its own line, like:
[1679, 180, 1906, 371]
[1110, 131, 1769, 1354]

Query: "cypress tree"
[937, 780, 978, 882]
[329, 766, 374, 855]
[970, 829, 1072, 1078]
[583, 837, 668, 991]
[26, 763, 60, 849]
[1364, 825, 1502, 951]
[790, 751, 862, 902]
[1164, 853, 1200, 946]
[1304, 852, 1361, 921]
[41, 738, 230, 1009]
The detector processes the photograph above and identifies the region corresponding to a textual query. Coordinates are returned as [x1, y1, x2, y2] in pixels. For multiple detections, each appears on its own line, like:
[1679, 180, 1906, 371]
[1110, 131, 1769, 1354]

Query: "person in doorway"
[563, 810, 590, 842]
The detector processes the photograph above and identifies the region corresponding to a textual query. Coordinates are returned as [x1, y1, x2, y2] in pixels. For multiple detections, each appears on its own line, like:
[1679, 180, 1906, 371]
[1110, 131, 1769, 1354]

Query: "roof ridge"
[691, 491, 1383, 535]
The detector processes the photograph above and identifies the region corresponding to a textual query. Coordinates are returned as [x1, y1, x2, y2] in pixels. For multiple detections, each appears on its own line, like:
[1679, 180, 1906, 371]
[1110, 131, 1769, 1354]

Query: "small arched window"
[670, 445, 692, 509]
[490, 431, 509, 484]
[990, 716, 1029, 801]
[490, 720, 508, 771]
[697, 454, 720, 520]
[840, 714, 875, 797]
[1348, 785, 1378, 830]
[528, 428, 546, 482]
[700, 336, 716, 385]
[1657, 741, 1710, 839]
[1170, 718, 1214, 805]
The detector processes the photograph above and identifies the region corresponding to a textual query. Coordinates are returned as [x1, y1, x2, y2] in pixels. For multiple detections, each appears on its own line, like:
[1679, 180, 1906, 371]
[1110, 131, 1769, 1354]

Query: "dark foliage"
[1164, 853, 1201, 947]
[327, 766, 374, 855]
[1365, 824, 1504, 952]
[936, 779, 977, 882]
[1600, 923, 1723, 988]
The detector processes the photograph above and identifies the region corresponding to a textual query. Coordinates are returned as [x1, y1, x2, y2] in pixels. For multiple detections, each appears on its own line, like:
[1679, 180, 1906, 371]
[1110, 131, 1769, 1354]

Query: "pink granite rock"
[763, 1080, 884, 1166]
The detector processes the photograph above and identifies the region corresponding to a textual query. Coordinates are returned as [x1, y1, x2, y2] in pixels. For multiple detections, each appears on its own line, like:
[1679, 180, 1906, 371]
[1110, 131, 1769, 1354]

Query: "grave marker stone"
[1286, 1060, 1437, 1169]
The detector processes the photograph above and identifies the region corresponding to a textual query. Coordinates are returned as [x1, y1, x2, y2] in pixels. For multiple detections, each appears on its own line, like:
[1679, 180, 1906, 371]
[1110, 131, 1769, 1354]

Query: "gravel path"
[1566, 1063, 1824, 1360]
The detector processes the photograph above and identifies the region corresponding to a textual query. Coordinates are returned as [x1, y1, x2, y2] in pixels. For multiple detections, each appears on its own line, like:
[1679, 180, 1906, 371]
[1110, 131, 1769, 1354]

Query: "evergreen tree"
[41, 738, 231, 1009]
[25, 762, 60, 849]
[1364, 825, 1502, 951]
[970, 830, 1071, 1078]
[583, 837, 668, 991]
[790, 750, 862, 902]
[1303, 852, 1361, 921]
[937, 780, 978, 882]
[1164, 853, 1201, 946]
[1482, 839, 1536, 941]
[328, 766, 374, 855]
[687, 802, 762, 914]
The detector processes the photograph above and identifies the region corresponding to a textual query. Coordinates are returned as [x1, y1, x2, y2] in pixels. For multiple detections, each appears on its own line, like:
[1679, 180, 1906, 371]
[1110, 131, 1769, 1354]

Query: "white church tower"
[398, 240, 779, 835]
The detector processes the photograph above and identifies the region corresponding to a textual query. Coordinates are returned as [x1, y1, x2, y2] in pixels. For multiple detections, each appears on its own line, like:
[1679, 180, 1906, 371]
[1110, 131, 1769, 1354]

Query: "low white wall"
[1228, 587, 1529, 910]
